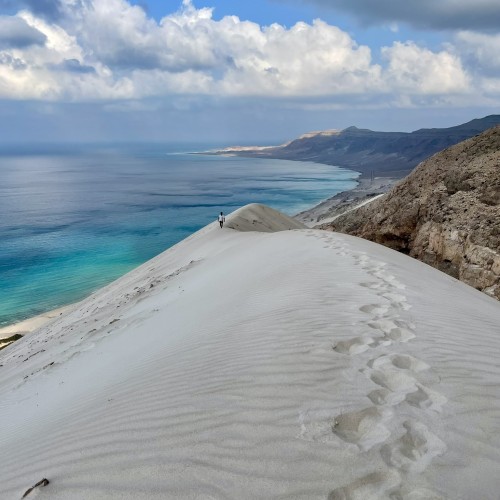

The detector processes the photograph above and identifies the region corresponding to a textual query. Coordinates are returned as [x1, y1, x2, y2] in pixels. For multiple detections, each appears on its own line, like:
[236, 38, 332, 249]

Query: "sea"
[0, 143, 359, 327]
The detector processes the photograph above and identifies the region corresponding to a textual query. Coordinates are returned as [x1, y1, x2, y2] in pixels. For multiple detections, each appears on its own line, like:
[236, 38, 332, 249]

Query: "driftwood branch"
[22, 478, 49, 498]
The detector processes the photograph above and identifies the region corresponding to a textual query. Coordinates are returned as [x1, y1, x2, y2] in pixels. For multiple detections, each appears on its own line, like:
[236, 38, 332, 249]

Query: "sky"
[0, 0, 499, 144]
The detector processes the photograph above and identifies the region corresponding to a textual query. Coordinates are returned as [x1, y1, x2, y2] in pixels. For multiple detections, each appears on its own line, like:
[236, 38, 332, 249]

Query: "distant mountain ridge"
[220, 115, 500, 178]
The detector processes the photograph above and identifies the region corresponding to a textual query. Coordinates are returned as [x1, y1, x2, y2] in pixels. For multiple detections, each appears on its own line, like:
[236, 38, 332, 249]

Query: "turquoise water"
[0, 143, 359, 326]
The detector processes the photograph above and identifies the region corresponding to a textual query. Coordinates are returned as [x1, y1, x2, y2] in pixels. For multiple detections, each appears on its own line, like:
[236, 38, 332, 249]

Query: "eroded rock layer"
[326, 126, 500, 299]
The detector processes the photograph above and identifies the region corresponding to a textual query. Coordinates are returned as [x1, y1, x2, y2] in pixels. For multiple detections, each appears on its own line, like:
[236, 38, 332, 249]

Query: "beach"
[295, 176, 398, 227]
[0, 306, 75, 350]
[1, 203, 499, 499]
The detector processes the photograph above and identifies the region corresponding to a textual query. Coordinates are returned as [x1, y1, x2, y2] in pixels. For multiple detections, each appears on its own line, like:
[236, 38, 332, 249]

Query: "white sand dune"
[1, 203, 499, 499]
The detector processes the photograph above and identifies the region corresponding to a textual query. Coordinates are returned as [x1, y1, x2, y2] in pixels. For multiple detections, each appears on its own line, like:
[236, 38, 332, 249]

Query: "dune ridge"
[1, 204, 499, 499]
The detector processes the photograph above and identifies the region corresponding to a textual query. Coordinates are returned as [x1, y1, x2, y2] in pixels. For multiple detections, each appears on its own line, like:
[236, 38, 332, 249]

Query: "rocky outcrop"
[325, 126, 500, 300]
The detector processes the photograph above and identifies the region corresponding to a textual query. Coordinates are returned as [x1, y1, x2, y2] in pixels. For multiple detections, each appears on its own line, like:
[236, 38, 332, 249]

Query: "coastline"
[0, 161, 401, 343]
[0, 304, 76, 343]
[201, 148, 403, 226]
[294, 175, 398, 227]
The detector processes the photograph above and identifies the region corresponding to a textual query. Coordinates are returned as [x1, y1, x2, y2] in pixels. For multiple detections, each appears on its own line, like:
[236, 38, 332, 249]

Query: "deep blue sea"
[0, 143, 358, 327]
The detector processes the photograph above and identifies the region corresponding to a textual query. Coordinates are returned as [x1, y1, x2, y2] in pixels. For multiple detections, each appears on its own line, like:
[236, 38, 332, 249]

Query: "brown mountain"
[222, 115, 500, 179]
[324, 126, 500, 300]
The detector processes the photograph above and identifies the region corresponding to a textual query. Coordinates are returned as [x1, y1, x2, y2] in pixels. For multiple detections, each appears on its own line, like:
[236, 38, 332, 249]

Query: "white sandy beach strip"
[0, 204, 499, 499]
[0, 306, 75, 340]
[314, 193, 386, 226]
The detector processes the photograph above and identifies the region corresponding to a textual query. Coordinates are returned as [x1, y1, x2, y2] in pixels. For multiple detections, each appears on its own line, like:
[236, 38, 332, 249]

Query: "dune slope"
[1, 204, 499, 499]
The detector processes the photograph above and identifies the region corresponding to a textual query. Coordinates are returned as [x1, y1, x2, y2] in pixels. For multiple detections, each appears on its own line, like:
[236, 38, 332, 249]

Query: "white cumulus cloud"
[382, 41, 470, 95]
[0, 0, 495, 108]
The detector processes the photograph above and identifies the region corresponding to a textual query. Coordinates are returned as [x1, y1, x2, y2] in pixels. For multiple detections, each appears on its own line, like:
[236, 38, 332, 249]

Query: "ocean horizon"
[0, 143, 359, 327]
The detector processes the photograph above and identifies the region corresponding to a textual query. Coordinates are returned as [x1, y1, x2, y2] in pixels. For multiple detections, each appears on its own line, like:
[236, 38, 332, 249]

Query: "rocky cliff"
[325, 126, 500, 300]
[217, 115, 500, 179]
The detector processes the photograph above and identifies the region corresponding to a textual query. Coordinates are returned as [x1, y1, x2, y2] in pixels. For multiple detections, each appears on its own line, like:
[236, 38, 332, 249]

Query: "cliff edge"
[325, 126, 500, 299]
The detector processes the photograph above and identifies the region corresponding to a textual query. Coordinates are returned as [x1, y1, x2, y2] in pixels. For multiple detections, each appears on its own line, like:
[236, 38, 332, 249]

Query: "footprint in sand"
[331, 406, 393, 451]
[357, 259, 409, 316]
[380, 292, 412, 311]
[387, 354, 429, 372]
[367, 388, 407, 407]
[360, 281, 391, 292]
[359, 280, 403, 300]
[328, 469, 401, 500]
[367, 365, 418, 394]
[380, 420, 447, 474]
[364, 265, 407, 293]
[404, 385, 447, 412]
[367, 320, 416, 343]
[333, 336, 374, 355]
[360, 276, 410, 309]
[359, 303, 394, 317]
[368, 354, 429, 372]
[364, 355, 446, 412]
[333, 334, 391, 355]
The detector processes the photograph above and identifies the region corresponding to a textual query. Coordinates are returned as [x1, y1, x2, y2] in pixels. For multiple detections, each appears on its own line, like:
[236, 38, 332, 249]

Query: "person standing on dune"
[218, 212, 225, 228]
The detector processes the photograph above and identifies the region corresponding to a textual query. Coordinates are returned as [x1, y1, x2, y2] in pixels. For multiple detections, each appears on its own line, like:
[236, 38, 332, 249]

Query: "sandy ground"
[1, 204, 499, 499]
[1, 176, 396, 339]
[0, 306, 75, 341]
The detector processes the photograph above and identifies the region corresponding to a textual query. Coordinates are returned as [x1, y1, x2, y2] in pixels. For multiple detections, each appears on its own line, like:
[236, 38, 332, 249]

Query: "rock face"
[218, 115, 500, 179]
[326, 127, 500, 300]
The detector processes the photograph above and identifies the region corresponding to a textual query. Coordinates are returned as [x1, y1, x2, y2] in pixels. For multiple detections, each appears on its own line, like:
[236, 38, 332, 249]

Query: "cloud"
[49, 58, 96, 73]
[450, 31, 500, 100]
[454, 31, 500, 73]
[0, 16, 47, 48]
[0, 0, 64, 20]
[293, 0, 500, 32]
[72, 0, 229, 72]
[0, 52, 27, 70]
[215, 18, 383, 96]
[0, 10, 132, 100]
[0, 0, 496, 108]
[0, 1, 388, 99]
[382, 42, 470, 94]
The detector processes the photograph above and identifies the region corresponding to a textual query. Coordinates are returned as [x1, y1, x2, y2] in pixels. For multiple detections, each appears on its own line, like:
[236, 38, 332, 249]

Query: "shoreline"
[294, 175, 399, 227]
[200, 148, 404, 225]
[0, 162, 402, 341]
[0, 304, 76, 342]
